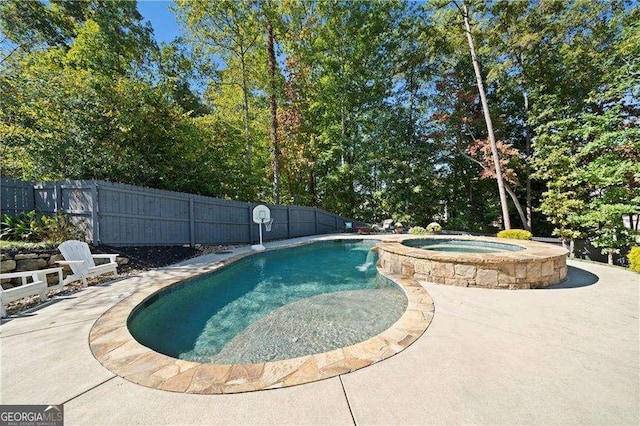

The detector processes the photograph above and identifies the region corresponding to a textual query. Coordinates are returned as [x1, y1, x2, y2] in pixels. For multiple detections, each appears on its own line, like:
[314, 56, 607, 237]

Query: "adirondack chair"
[57, 240, 118, 287]
[1, 271, 47, 317]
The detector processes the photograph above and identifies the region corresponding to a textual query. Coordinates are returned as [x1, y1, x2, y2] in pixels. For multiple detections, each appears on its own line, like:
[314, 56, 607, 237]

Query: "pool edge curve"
[88, 237, 435, 394]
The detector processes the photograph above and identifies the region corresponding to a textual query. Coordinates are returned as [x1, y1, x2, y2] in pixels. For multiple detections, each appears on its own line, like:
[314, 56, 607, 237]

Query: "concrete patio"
[1, 236, 638, 425]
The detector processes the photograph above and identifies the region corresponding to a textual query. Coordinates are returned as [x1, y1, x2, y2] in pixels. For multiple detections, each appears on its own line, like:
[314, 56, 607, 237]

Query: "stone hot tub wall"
[375, 236, 569, 289]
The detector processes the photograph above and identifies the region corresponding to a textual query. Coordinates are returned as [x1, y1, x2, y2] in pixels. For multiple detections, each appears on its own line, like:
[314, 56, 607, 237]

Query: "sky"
[136, 0, 182, 45]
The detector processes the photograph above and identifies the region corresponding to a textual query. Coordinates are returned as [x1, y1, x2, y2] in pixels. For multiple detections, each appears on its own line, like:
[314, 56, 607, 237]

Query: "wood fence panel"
[1, 178, 363, 246]
[262, 205, 289, 242]
[0, 178, 34, 216]
[289, 207, 316, 237]
[98, 182, 190, 246]
[33, 183, 56, 213]
[194, 199, 250, 244]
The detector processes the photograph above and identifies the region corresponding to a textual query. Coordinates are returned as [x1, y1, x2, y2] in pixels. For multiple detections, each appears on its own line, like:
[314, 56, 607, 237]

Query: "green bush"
[41, 213, 85, 242]
[426, 222, 442, 233]
[628, 246, 640, 273]
[408, 226, 426, 235]
[497, 229, 533, 240]
[1, 211, 46, 241]
[1, 211, 84, 243]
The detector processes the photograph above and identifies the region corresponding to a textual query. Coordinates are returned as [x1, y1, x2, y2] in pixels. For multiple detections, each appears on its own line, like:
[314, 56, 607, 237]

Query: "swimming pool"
[90, 236, 434, 393]
[128, 240, 407, 364]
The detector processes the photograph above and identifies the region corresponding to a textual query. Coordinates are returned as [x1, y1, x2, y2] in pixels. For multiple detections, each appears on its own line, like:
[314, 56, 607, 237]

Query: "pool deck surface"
[1, 234, 639, 425]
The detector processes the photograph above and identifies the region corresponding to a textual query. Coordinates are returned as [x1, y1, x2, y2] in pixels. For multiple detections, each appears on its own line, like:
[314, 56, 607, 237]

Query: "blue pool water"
[128, 240, 406, 363]
[402, 238, 524, 253]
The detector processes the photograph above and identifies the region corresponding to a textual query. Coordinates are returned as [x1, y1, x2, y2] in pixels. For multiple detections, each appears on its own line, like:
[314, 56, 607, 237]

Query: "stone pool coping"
[376, 235, 569, 289]
[89, 239, 435, 394]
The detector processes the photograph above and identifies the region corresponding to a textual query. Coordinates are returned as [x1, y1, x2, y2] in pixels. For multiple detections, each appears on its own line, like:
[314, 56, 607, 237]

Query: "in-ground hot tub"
[376, 235, 569, 289]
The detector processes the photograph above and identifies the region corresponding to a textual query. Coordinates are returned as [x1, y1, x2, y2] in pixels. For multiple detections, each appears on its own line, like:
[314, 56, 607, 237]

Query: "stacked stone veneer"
[1, 252, 65, 287]
[376, 236, 569, 289]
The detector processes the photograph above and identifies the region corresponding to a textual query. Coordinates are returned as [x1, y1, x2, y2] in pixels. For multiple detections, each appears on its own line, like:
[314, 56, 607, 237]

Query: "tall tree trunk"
[569, 238, 575, 258]
[516, 53, 533, 232]
[459, 148, 530, 229]
[407, 67, 415, 145]
[267, 20, 280, 204]
[523, 88, 533, 232]
[461, 1, 511, 229]
[504, 184, 528, 230]
[240, 53, 252, 167]
[340, 99, 346, 167]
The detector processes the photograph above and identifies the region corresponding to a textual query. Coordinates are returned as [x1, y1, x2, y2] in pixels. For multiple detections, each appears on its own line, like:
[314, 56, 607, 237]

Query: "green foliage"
[426, 222, 442, 233]
[497, 229, 533, 240]
[1, 0, 264, 201]
[408, 226, 427, 235]
[1, 212, 46, 242]
[0, 212, 84, 243]
[579, 204, 637, 261]
[1, 0, 636, 250]
[628, 247, 640, 273]
[40, 213, 85, 243]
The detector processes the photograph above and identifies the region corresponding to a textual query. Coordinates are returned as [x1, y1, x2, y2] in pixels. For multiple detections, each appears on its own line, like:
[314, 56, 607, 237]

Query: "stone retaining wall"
[1, 251, 128, 289]
[376, 236, 569, 289]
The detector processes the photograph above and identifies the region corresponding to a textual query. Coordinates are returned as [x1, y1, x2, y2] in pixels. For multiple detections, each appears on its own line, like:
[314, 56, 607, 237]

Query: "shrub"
[0, 211, 84, 243]
[629, 246, 640, 273]
[41, 213, 85, 242]
[408, 226, 426, 235]
[497, 229, 533, 240]
[1, 211, 46, 241]
[426, 222, 442, 233]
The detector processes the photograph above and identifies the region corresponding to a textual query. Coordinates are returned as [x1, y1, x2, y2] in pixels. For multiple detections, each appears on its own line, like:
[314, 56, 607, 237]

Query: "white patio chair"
[0, 271, 47, 317]
[57, 240, 118, 287]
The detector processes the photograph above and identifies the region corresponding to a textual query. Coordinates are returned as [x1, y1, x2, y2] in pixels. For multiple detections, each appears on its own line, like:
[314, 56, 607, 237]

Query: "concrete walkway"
[1, 236, 638, 425]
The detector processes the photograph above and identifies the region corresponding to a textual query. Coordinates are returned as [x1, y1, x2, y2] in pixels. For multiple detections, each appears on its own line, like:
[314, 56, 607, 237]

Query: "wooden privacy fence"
[0, 178, 364, 247]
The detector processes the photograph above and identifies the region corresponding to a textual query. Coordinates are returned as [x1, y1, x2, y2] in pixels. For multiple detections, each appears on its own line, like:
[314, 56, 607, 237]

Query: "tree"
[175, 0, 264, 168]
[156, 40, 210, 117]
[456, 0, 511, 229]
[257, 1, 283, 204]
[527, 0, 638, 260]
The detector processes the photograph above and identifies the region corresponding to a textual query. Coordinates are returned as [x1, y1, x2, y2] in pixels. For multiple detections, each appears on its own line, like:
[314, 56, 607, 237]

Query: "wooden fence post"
[90, 180, 100, 245]
[314, 207, 318, 235]
[287, 206, 292, 239]
[54, 182, 62, 213]
[248, 203, 254, 244]
[189, 197, 195, 248]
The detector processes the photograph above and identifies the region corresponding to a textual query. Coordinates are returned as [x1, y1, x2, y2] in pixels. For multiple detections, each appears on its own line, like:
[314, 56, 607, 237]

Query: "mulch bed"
[94, 244, 235, 274]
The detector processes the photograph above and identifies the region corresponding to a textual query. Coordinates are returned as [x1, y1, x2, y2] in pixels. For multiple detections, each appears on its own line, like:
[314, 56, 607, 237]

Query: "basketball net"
[264, 218, 274, 232]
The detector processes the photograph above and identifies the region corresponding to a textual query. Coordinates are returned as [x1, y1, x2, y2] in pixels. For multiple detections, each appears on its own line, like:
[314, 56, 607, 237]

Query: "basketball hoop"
[251, 204, 271, 251]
